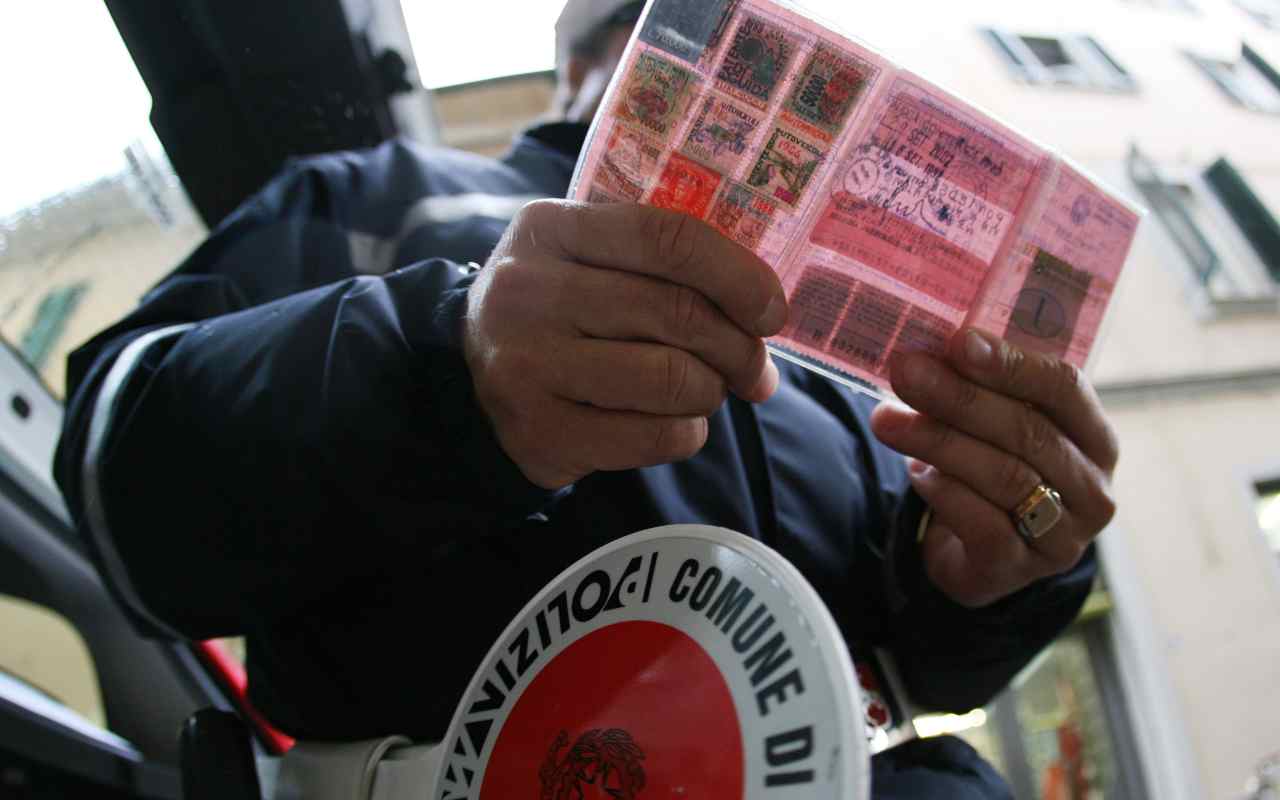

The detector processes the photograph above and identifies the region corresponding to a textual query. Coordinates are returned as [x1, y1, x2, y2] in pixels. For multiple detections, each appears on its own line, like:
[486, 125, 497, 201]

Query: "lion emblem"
[539, 728, 646, 800]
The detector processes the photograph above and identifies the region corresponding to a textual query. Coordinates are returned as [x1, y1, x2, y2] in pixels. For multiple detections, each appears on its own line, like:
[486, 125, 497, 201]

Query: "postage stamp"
[683, 96, 761, 173]
[747, 127, 824, 207]
[711, 183, 776, 250]
[649, 153, 723, 218]
[640, 0, 735, 64]
[783, 44, 874, 141]
[1003, 248, 1092, 359]
[595, 124, 664, 201]
[890, 306, 956, 361]
[705, 0, 742, 55]
[781, 265, 855, 352]
[586, 185, 620, 204]
[828, 283, 908, 373]
[715, 13, 799, 109]
[615, 52, 700, 138]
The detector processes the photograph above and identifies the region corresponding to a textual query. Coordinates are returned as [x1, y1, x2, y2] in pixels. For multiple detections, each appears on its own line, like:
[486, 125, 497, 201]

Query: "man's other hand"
[464, 200, 787, 489]
[870, 329, 1120, 608]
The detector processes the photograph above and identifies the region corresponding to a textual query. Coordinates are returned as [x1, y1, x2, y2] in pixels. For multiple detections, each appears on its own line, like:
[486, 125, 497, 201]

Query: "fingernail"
[755, 294, 787, 336]
[965, 329, 993, 367]
[907, 461, 934, 489]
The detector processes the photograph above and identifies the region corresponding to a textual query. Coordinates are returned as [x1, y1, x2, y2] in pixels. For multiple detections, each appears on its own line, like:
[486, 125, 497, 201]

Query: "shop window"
[1188, 44, 1280, 113]
[1127, 145, 1280, 308]
[983, 30, 1137, 92]
[1005, 631, 1121, 797]
[910, 592, 1148, 798]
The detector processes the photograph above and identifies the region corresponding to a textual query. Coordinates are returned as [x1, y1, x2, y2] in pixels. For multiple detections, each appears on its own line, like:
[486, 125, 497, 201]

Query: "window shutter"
[1187, 53, 1244, 106]
[1082, 36, 1136, 90]
[1243, 44, 1280, 93]
[983, 28, 1031, 79]
[1127, 145, 1220, 284]
[1204, 158, 1280, 282]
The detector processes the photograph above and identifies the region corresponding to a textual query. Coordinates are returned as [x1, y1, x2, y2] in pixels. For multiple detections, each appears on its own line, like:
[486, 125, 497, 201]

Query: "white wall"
[1106, 392, 1280, 798]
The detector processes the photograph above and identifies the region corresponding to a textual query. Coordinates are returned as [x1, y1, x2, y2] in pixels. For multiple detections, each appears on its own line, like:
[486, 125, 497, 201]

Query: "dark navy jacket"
[54, 124, 1093, 766]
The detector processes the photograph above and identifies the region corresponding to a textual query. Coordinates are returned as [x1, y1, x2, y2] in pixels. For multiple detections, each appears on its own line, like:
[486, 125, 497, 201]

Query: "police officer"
[55, 1, 1119, 797]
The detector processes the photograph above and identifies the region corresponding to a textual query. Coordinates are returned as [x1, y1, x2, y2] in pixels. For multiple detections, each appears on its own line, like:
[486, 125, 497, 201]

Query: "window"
[0, 596, 104, 727]
[983, 31, 1137, 91]
[1127, 145, 1280, 306]
[1235, 0, 1280, 27]
[0, 4, 206, 400]
[1189, 44, 1280, 113]
[1257, 479, 1280, 557]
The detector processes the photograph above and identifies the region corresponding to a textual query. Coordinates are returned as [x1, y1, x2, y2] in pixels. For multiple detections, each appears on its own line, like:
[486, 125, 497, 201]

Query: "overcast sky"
[0, 3, 152, 218]
[406, 0, 563, 87]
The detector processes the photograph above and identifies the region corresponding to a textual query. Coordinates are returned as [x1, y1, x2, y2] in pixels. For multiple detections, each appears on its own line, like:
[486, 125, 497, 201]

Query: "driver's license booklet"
[569, 0, 1144, 396]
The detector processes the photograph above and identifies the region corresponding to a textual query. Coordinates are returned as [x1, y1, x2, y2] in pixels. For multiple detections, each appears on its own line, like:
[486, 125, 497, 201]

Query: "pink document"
[570, 0, 1143, 396]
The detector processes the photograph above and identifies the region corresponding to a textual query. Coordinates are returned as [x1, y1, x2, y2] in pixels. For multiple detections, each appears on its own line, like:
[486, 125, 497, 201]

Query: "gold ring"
[916, 506, 933, 544]
[1014, 484, 1065, 541]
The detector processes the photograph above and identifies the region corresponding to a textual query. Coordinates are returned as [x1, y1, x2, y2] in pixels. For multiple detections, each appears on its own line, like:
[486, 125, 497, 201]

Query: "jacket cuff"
[401, 264, 562, 521]
[884, 487, 928, 615]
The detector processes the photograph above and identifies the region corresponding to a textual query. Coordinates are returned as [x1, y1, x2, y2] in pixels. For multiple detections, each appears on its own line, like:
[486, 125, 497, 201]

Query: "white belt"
[268, 737, 440, 800]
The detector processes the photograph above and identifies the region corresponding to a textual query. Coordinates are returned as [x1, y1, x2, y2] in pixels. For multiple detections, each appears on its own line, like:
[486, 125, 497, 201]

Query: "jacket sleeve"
[881, 487, 1096, 712]
[53, 159, 553, 641]
[825, 386, 1095, 714]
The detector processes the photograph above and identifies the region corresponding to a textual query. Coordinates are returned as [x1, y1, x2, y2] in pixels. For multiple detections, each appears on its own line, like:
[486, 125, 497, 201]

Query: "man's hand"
[870, 329, 1119, 608]
[464, 200, 787, 489]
